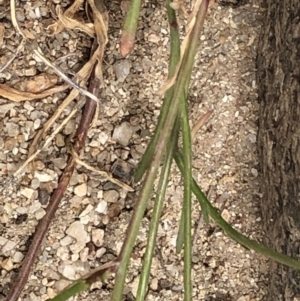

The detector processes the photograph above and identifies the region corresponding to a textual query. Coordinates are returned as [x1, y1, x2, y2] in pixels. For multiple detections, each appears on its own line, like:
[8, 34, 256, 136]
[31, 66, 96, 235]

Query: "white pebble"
[95, 201, 107, 214]
[74, 183, 87, 197]
[35, 171, 54, 182]
[20, 187, 35, 199]
[112, 122, 133, 146]
[92, 229, 104, 247]
[12, 251, 24, 263]
[60, 235, 73, 246]
[35, 208, 46, 220]
[3, 240, 17, 253]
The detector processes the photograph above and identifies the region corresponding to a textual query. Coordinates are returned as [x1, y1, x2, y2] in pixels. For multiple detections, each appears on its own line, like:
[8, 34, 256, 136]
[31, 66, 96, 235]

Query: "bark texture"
[257, 0, 300, 300]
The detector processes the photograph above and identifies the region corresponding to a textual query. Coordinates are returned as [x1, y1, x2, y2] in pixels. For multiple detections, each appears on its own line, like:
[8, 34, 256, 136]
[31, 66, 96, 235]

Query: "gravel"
[0, 0, 268, 300]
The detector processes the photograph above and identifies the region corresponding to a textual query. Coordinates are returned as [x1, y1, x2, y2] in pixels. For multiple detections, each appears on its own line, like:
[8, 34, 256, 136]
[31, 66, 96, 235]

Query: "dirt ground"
[0, 0, 269, 300]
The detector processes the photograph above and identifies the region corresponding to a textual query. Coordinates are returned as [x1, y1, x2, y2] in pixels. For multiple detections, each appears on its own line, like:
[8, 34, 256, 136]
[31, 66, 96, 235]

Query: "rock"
[35, 171, 54, 182]
[66, 221, 89, 254]
[79, 204, 94, 217]
[6, 122, 19, 137]
[92, 229, 104, 247]
[60, 235, 73, 246]
[112, 122, 133, 146]
[0, 236, 8, 246]
[79, 247, 89, 262]
[20, 187, 35, 199]
[55, 133, 65, 147]
[111, 159, 134, 184]
[35, 208, 46, 220]
[55, 279, 71, 292]
[42, 268, 60, 280]
[1, 257, 14, 271]
[52, 158, 67, 169]
[95, 247, 106, 258]
[12, 251, 24, 263]
[66, 221, 88, 242]
[131, 276, 140, 298]
[56, 246, 70, 261]
[74, 183, 87, 197]
[31, 178, 40, 190]
[29, 201, 41, 214]
[103, 190, 119, 203]
[38, 189, 50, 205]
[150, 278, 158, 291]
[95, 201, 107, 214]
[113, 60, 131, 82]
[2, 240, 17, 253]
[61, 264, 76, 279]
[98, 132, 109, 145]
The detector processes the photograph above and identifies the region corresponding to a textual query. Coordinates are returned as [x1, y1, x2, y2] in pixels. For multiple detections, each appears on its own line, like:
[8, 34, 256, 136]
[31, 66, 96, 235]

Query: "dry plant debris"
[0, 0, 268, 300]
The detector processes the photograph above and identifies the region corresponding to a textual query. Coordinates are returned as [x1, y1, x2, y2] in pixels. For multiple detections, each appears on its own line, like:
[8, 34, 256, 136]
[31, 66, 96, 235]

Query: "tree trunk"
[257, 0, 300, 300]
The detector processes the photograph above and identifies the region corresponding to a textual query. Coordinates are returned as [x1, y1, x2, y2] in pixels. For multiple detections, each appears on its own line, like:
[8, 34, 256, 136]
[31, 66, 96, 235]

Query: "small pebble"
[52, 158, 67, 169]
[55, 279, 71, 292]
[61, 264, 76, 279]
[74, 183, 87, 197]
[60, 235, 73, 246]
[3, 240, 17, 253]
[12, 251, 24, 263]
[92, 229, 104, 247]
[150, 278, 158, 291]
[95, 201, 107, 214]
[20, 187, 35, 199]
[66, 221, 88, 244]
[112, 122, 133, 146]
[31, 178, 40, 190]
[35, 171, 54, 182]
[96, 247, 106, 258]
[38, 189, 50, 205]
[79, 247, 89, 262]
[1, 257, 14, 271]
[29, 201, 41, 214]
[35, 208, 46, 220]
[0, 237, 8, 246]
[55, 133, 65, 147]
[113, 60, 131, 82]
[6, 122, 19, 137]
[103, 190, 119, 203]
[98, 132, 109, 145]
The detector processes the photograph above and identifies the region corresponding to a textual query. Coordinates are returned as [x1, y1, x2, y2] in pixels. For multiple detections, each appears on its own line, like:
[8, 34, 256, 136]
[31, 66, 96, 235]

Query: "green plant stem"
[48, 262, 118, 301]
[136, 125, 178, 301]
[119, 0, 142, 56]
[180, 96, 193, 301]
[134, 0, 180, 182]
[112, 2, 209, 300]
[174, 152, 300, 271]
[48, 280, 89, 301]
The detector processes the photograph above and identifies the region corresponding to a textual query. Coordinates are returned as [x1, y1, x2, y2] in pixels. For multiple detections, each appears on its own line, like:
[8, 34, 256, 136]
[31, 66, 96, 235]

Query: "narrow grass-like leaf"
[136, 124, 178, 301]
[174, 152, 300, 271]
[48, 262, 118, 301]
[48, 280, 89, 301]
[134, 0, 180, 181]
[176, 209, 185, 253]
[180, 93, 193, 301]
[112, 2, 209, 300]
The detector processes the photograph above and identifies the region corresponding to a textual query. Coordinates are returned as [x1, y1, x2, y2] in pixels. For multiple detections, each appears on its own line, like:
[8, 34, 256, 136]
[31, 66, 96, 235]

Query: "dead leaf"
[0, 83, 69, 102]
[18, 73, 59, 93]
[0, 23, 4, 47]
[191, 110, 213, 141]
[47, 0, 85, 35]
[56, 6, 95, 37]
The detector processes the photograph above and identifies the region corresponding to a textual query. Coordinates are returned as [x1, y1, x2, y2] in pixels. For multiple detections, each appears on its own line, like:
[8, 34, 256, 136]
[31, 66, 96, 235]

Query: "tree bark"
[257, 0, 300, 300]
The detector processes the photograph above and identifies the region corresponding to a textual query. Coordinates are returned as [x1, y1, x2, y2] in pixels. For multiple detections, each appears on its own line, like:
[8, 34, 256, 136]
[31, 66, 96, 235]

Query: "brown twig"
[5, 66, 100, 301]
